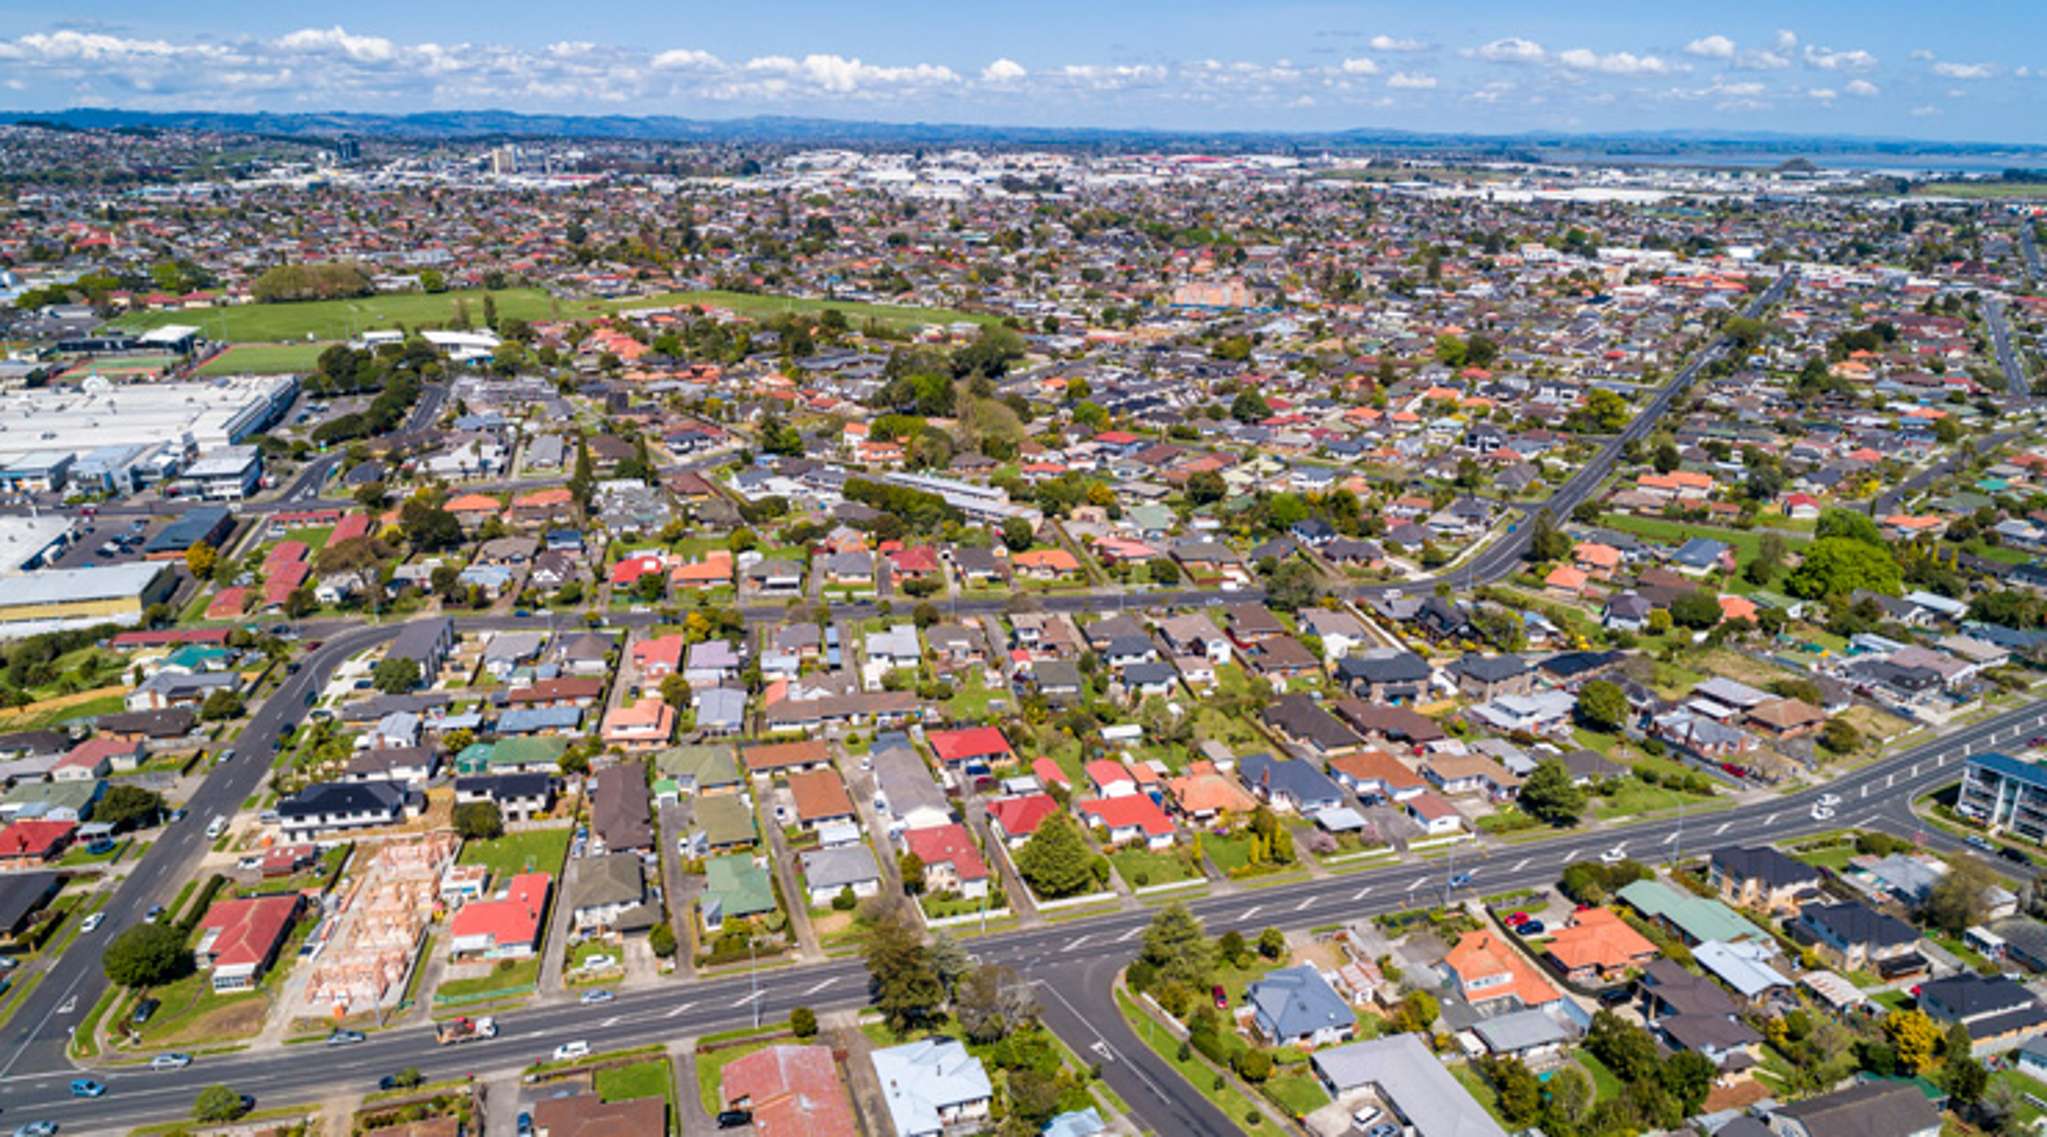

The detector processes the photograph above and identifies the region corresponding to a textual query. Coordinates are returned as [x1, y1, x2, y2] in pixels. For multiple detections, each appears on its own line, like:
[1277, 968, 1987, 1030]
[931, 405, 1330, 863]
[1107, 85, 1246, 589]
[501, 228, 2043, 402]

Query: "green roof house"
[702, 854, 776, 929]
[1617, 879, 1767, 946]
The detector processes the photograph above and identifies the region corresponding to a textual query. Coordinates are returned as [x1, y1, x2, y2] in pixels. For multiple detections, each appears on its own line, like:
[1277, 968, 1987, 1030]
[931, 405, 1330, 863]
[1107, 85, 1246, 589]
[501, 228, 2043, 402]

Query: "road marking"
[1240, 905, 1263, 921]
[1714, 822, 1731, 836]
[601, 1015, 620, 1028]
[1293, 897, 1315, 912]
[1352, 887, 1373, 901]
[1067, 935, 1094, 951]
[1511, 857, 1529, 872]
[1662, 833, 1678, 845]
[664, 1002, 696, 1019]
[803, 977, 836, 995]
[1405, 878, 1424, 892]
[1765, 813, 1778, 826]
[1912, 764, 1920, 777]
[1860, 784, 1868, 798]
[1116, 927, 1142, 943]
[731, 991, 764, 1008]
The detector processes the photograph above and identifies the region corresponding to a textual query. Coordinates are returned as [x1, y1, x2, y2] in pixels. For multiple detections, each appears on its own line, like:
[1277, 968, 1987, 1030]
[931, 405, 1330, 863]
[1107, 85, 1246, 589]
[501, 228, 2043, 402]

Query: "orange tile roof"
[1545, 908, 1657, 973]
[1446, 929, 1560, 1007]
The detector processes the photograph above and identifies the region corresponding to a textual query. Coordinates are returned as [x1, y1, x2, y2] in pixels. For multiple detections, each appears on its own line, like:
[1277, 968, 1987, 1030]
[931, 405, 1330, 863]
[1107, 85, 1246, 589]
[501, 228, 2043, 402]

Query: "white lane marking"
[1662, 833, 1678, 845]
[1860, 784, 1869, 798]
[803, 977, 836, 995]
[1067, 934, 1094, 951]
[664, 1001, 696, 1019]
[731, 991, 764, 1008]
[1406, 878, 1424, 892]
[1714, 822, 1731, 836]
[1765, 813, 1778, 826]
[1116, 927, 1143, 943]
[1352, 887, 1373, 901]
[1241, 905, 1263, 921]
[1293, 897, 1315, 912]
[1911, 764, 1920, 777]
[1887, 774, 1895, 788]
[601, 1015, 620, 1028]
[1511, 858, 1529, 872]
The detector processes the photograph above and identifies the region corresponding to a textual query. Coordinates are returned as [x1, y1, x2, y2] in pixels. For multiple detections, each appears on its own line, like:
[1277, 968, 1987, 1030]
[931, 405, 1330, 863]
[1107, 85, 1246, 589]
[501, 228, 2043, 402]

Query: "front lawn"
[1263, 1071, 1330, 1118]
[1114, 989, 1265, 1135]
[595, 1058, 671, 1103]
[1203, 831, 1301, 879]
[1108, 846, 1202, 889]
[435, 956, 541, 1002]
[695, 1038, 776, 1114]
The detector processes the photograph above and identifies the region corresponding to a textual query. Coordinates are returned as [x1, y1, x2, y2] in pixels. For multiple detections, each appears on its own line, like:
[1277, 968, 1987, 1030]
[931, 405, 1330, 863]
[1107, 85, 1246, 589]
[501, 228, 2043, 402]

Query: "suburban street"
[1985, 294, 2031, 401]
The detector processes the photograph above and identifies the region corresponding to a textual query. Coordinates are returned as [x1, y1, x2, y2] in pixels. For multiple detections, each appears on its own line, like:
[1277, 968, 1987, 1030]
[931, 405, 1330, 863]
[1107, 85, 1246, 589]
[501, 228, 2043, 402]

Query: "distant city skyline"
[3, 2, 2044, 142]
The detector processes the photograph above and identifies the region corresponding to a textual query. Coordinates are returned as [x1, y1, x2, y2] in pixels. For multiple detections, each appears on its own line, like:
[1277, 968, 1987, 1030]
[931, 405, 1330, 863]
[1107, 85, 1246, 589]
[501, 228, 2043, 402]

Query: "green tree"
[791, 1005, 819, 1038]
[1786, 536, 1903, 600]
[193, 1085, 247, 1123]
[1660, 1051, 1718, 1114]
[648, 921, 677, 958]
[1186, 469, 1227, 505]
[1262, 558, 1323, 613]
[1014, 811, 1100, 899]
[104, 922, 193, 988]
[1669, 588, 1724, 630]
[1138, 903, 1215, 992]
[1575, 680, 1630, 732]
[1921, 857, 1992, 935]
[398, 499, 462, 552]
[1820, 717, 1861, 755]
[1586, 1010, 1660, 1083]
[1392, 989, 1438, 1035]
[95, 784, 165, 831]
[1002, 517, 1035, 552]
[1518, 760, 1588, 827]
[1745, 532, 1788, 586]
[1256, 927, 1287, 959]
[1487, 1057, 1543, 1125]
[1816, 508, 1885, 545]
[1652, 441, 1681, 473]
[899, 850, 928, 895]
[452, 800, 504, 840]
[1230, 390, 1271, 423]
[863, 907, 946, 1034]
[1543, 1064, 1594, 1127]
[1945, 1055, 1989, 1105]
[199, 688, 245, 722]
[1526, 509, 1571, 563]
[371, 655, 422, 694]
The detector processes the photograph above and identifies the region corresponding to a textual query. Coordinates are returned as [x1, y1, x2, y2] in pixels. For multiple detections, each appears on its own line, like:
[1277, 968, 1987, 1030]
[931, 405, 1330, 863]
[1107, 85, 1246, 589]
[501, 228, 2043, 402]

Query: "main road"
[0, 273, 1802, 1130]
[1986, 295, 2032, 402]
[7, 683, 2043, 1135]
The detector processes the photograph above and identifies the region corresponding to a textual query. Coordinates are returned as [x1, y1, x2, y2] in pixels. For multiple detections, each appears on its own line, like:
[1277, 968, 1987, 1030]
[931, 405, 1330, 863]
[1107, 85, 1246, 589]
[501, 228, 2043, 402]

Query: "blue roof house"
[1246, 964, 1356, 1047]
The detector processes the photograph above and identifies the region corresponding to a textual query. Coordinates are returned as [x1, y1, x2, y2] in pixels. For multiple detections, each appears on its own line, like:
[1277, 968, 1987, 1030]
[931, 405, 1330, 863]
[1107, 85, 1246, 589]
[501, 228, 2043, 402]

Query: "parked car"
[580, 989, 615, 1005]
[552, 1041, 590, 1062]
[130, 997, 160, 1026]
[517, 1113, 533, 1137]
[142, 905, 165, 924]
[150, 1053, 192, 1070]
[1518, 920, 1546, 936]
[1351, 1106, 1383, 1128]
[1211, 985, 1228, 1009]
[79, 912, 103, 933]
[1502, 911, 1529, 927]
[2001, 846, 2033, 865]
[716, 1110, 753, 1129]
[579, 954, 616, 972]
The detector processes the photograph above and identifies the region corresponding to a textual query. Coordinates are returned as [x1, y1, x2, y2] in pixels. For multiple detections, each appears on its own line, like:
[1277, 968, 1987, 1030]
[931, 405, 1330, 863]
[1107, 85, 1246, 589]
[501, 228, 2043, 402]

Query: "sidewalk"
[763, 817, 824, 962]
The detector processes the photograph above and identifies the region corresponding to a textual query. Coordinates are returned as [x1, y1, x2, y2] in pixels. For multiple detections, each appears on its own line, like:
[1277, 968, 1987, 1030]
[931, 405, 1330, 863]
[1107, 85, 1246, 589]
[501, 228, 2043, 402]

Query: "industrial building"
[0, 375, 296, 495]
[0, 561, 175, 637]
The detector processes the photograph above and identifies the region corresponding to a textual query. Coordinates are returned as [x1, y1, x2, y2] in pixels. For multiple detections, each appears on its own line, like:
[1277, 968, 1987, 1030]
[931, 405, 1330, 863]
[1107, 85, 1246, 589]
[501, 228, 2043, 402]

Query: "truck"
[435, 1016, 498, 1045]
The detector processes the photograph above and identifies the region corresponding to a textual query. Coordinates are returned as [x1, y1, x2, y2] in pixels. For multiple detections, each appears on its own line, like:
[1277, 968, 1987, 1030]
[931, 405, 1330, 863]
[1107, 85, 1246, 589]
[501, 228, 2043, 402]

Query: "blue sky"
[3, 2, 2043, 141]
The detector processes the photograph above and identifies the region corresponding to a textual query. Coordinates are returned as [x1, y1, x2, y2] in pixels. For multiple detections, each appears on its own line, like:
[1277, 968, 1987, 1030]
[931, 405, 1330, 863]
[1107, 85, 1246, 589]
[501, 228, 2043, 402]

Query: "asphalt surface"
[1985, 296, 2031, 401]
[2022, 223, 2042, 285]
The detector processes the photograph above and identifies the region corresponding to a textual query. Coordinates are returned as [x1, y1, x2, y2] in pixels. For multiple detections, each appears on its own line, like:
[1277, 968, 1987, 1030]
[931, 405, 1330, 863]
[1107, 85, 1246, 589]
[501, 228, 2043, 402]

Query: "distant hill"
[6, 106, 2047, 161]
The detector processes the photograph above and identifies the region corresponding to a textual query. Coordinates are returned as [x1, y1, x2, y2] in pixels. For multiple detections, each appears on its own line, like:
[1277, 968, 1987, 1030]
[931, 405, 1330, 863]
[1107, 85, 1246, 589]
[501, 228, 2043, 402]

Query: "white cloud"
[0, 30, 192, 61]
[1053, 63, 1167, 90]
[1910, 104, 1940, 116]
[1339, 57, 1379, 75]
[1735, 49, 1791, 70]
[1808, 88, 1837, 101]
[650, 48, 719, 70]
[1909, 49, 1936, 61]
[1774, 29, 1798, 51]
[1386, 71, 1437, 89]
[743, 53, 957, 92]
[1469, 37, 1545, 64]
[276, 26, 394, 63]
[980, 57, 1027, 82]
[1367, 34, 1426, 53]
[1803, 45, 1877, 71]
[1558, 49, 1672, 75]
[1933, 61, 1994, 79]
[1713, 80, 1766, 97]
[1684, 35, 1736, 59]
[1844, 78, 1879, 96]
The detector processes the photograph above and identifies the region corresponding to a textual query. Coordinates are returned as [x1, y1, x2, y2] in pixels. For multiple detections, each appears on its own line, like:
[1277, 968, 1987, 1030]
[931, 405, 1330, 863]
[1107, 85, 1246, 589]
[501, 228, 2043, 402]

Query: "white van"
[205, 816, 228, 840]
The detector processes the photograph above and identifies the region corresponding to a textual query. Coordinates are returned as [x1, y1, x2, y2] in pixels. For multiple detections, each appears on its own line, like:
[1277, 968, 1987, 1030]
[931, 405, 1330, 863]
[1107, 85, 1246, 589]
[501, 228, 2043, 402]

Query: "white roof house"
[870, 1038, 993, 1137]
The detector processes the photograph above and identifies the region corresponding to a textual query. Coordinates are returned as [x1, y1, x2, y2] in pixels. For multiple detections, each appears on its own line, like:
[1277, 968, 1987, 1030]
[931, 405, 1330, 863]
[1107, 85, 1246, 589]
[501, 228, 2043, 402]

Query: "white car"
[1818, 793, 1842, 807]
[1352, 1106, 1383, 1129]
[1598, 847, 1627, 864]
[580, 954, 616, 972]
[151, 1053, 193, 1070]
[553, 1041, 591, 1062]
[79, 912, 104, 933]
[1811, 805, 1836, 822]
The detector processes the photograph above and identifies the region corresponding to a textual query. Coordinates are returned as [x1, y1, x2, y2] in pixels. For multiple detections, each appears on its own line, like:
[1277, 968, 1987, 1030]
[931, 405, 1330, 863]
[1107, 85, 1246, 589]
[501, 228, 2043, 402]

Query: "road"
[1986, 295, 2031, 402]
[1875, 427, 2028, 517]
[0, 271, 1806, 1129]
[2022, 222, 2042, 285]
[10, 687, 2047, 1134]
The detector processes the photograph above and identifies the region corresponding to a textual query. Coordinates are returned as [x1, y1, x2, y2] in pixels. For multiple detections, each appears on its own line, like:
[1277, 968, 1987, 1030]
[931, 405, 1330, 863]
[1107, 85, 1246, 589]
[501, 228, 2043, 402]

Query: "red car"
[1503, 911, 1530, 927]
[1212, 985, 1229, 1009]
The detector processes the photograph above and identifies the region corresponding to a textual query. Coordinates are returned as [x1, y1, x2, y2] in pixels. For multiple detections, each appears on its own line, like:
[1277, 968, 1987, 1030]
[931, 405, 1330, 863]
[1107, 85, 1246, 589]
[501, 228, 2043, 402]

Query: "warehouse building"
[0, 375, 295, 491]
[0, 561, 174, 637]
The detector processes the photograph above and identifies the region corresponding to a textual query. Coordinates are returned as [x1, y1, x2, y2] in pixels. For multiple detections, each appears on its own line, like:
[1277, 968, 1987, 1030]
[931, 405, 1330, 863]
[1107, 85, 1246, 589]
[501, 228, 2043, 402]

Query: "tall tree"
[1518, 760, 1587, 827]
[1014, 811, 1098, 899]
[862, 907, 945, 1034]
[1137, 903, 1215, 992]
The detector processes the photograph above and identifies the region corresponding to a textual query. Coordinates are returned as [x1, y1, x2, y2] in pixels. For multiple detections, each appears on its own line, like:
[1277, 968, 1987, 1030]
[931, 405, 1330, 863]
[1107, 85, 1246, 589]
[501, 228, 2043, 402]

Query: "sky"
[2, 1, 2045, 142]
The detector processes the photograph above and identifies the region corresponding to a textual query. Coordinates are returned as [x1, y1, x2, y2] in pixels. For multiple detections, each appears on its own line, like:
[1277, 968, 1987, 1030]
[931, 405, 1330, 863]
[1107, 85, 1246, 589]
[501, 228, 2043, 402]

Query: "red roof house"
[901, 823, 990, 895]
[926, 726, 1013, 767]
[0, 819, 75, 865]
[447, 872, 551, 959]
[194, 893, 303, 989]
[986, 793, 1060, 847]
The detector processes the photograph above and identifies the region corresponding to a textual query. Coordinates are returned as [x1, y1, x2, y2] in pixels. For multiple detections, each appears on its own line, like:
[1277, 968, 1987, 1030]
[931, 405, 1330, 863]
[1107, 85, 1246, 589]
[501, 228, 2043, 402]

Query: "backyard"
[456, 827, 572, 883]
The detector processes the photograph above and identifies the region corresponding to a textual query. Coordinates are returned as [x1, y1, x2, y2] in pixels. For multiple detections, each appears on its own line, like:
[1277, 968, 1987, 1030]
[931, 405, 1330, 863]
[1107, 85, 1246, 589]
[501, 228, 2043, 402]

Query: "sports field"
[112, 287, 991, 343]
[194, 343, 335, 375]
